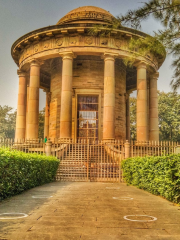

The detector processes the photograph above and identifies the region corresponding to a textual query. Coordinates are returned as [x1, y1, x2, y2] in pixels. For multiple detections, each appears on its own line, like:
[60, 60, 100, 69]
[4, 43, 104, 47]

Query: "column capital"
[17, 69, 26, 77]
[29, 59, 43, 67]
[134, 61, 147, 69]
[152, 72, 159, 80]
[103, 52, 118, 61]
[59, 51, 76, 60]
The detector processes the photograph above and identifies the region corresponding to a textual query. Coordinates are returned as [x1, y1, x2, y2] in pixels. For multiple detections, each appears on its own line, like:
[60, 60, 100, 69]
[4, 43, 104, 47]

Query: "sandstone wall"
[72, 56, 104, 140]
[49, 56, 127, 140]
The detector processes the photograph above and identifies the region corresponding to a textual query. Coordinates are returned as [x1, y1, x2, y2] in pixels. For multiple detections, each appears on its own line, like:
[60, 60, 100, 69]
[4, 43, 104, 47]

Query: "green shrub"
[0, 148, 59, 200]
[121, 154, 180, 203]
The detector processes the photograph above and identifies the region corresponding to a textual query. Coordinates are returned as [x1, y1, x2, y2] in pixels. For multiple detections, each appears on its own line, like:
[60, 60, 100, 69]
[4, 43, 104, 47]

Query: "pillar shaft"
[149, 73, 159, 141]
[103, 54, 115, 140]
[15, 70, 27, 141]
[136, 62, 148, 141]
[147, 81, 150, 140]
[26, 61, 40, 139]
[44, 91, 50, 138]
[126, 93, 130, 141]
[60, 53, 73, 138]
[25, 81, 29, 139]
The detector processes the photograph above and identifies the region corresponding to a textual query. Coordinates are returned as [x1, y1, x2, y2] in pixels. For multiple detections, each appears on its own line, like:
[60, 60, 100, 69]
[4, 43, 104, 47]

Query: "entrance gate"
[55, 140, 124, 182]
[77, 96, 99, 144]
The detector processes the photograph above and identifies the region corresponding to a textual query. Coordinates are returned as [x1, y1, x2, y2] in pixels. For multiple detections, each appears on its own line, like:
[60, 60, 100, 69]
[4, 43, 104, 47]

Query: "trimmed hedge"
[121, 154, 180, 203]
[0, 148, 59, 200]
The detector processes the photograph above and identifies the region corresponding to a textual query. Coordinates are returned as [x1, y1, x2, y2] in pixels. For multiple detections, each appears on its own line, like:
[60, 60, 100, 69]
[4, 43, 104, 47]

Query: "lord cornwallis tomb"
[12, 6, 165, 143]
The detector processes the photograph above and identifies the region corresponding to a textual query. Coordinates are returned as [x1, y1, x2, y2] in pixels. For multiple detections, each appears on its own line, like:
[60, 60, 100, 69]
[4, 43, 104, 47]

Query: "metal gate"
[55, 140, 124, 182]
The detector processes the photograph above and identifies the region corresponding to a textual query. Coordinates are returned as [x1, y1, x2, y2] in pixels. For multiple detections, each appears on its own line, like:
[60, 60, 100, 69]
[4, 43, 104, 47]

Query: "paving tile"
[0, 182, 180, 239]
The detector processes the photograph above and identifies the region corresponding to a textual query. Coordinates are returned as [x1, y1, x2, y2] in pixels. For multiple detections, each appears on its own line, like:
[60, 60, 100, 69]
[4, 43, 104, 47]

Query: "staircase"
[56, 143, 121, 182]
[56, 144, 89, 181]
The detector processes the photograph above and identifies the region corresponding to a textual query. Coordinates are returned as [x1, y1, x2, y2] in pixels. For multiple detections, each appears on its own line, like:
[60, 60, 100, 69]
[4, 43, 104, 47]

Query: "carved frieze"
[100, 38, 108, 46]
[26, 46, 31, 57]
[34, 43, 39, 53]
[69, 37, 78, 45]
[85, 36, 93, 45]
[17, 33, 157, 72]
[55, 38, 63, 46]
[43, 40, 51, 49]
[57, 11, 114, 25]
[115, 38, 128, 49]
[19, 49, 25, 62]
[115, 39, 121, 48]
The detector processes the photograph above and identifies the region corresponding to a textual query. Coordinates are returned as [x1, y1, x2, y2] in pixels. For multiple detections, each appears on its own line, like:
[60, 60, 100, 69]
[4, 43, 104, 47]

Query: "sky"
[0, 0, 178, 110]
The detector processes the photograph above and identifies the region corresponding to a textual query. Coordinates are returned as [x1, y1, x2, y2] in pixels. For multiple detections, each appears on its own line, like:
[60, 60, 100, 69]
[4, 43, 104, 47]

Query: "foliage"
[129, 91, 180, 141]
[119, 0, 180, 90]
[121, 154, 180, 203]
[0, 105, 16, 138]
[0, 105, 45, 139]
[38, 108, 45, 139]
[125, 36, 166, 67]
[0, 148, 59, 200]
[158, 91, 180, 141]
[130, 97, 136, 140]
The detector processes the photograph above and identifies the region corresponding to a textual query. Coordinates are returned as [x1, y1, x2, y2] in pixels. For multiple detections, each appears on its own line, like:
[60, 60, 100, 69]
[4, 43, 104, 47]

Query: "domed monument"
[12, 6, 165, 143]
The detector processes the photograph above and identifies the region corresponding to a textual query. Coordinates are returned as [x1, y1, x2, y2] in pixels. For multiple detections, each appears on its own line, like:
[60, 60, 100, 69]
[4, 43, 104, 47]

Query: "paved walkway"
[0, 182, 180, 240]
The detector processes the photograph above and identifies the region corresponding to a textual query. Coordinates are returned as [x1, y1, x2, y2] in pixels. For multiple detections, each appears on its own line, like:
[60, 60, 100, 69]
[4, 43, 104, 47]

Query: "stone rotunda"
[11, 6, 165, 143]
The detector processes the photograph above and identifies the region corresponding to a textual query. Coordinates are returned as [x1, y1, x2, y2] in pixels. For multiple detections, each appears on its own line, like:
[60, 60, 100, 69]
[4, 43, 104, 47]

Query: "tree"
[0, 105, 16, 138]
[129, 92, 180, 141]
[158, 91, 180, 141]
[130, 97, 137, 140]
[0, 105, 45, 139]
[38, 108, 45, 139]
[119, 0, 180, 90]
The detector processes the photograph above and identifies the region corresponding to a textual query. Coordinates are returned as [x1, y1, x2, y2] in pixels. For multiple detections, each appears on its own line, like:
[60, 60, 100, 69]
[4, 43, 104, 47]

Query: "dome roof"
[57, 6, 115, 25]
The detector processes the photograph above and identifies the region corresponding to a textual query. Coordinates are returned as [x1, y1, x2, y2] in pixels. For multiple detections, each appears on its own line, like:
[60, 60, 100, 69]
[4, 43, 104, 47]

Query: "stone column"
[126, 93, 130, 141]
[149, 72, 159, 141]
[15, 70, 27, 141]
[136, 62, 148, 142]
[103, 53, 116, 140]
[26, 60, 40, 139]
[147, 80, 150, 140]
[25, 82, 29, 139]
[44, 91, 50, 138]
[60, 52, 74, 139]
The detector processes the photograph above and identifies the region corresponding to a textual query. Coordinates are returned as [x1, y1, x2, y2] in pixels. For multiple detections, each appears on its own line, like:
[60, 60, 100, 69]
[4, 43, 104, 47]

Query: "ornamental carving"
[69, 37, 78, 45]
[34, 44, 39, 53]
[55, 38, 63, 46]
[85, 36, 93, 45]
[21, 52, 25, 61]
[26, 47, 31, 56]
[101, 38, 108, 45]
[115, 39, 121, 48]
[43, 40, 50, 49]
